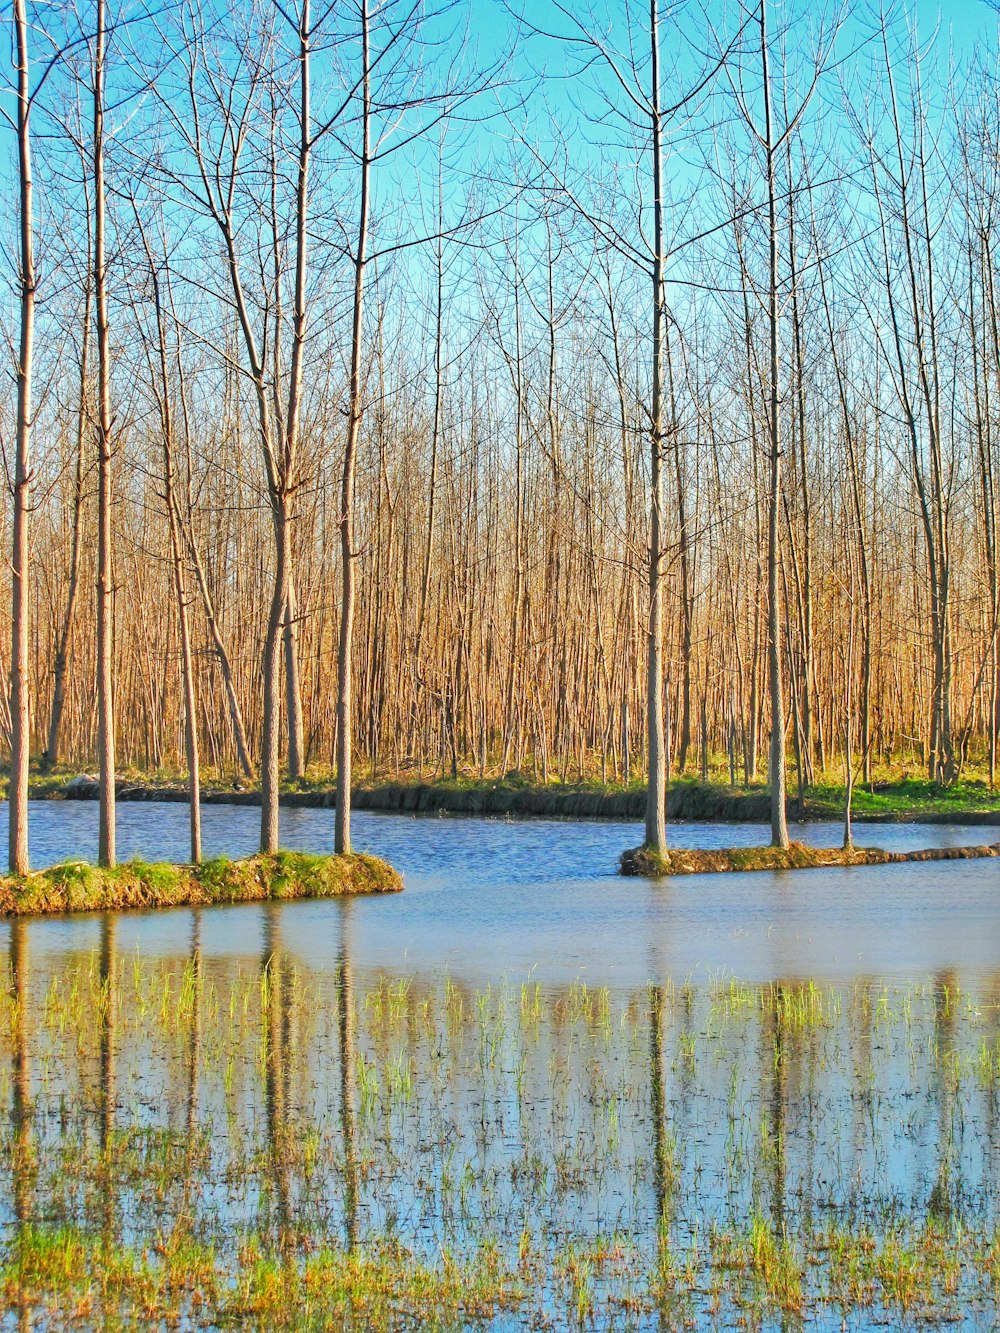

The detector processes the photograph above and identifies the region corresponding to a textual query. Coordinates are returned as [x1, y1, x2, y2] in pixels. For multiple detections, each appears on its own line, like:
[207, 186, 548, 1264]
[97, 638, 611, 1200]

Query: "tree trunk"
[94, 0, 116, 867]
[9, 0, 34, 875]
[644, 0, 667, 855]
[45, 279, 89, 774]
[761, 0, 789, 849]
[335, 0, 370, 856]
[284, 579, 305, 780]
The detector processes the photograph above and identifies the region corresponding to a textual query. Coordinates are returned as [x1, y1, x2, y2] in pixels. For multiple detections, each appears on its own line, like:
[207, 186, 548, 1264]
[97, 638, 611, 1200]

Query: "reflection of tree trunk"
[99, 915, 116, 1239]
[649, 985, 669, 1230]
[763, 985, 785, 1234]
[262, 907, 292, 1247]
[9, 921, 32, 1333]
[850, 979, 874, 1193]
[984, 975, 1000, 1203]
[175, 912, 203, 1235]
[928, 969, 958, 1220]
[338, 904, 358, 1250]
[187, 913, 202, 1141]
[10, 921, 31, 1230]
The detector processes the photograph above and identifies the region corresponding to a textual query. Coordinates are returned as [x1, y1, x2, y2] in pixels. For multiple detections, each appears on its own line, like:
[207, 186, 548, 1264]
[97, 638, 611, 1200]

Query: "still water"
[10, 798, 1000, 986]
[2, 802, 1000, 1328]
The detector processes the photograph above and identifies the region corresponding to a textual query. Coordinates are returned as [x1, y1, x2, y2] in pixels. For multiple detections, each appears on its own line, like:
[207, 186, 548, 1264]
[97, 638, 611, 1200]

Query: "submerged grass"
[4, 949, 1000, 1328]
[1, 1226, 524, 1330]
[0, 850, 402, 917]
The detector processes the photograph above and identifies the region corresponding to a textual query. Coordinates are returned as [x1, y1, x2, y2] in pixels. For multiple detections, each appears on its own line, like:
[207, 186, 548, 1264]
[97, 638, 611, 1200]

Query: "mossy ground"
[619, 839, 1000, 878]
[0, 851, 402, 918]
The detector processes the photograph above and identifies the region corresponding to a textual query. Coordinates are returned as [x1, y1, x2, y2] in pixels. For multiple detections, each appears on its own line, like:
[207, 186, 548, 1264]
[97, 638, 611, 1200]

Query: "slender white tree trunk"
[9, 0, 34, 875]
[644, 0, 667, 855]
[335, 0, 370, 857]
[94, 0, 116, 867]
[761, 0, 789, 849]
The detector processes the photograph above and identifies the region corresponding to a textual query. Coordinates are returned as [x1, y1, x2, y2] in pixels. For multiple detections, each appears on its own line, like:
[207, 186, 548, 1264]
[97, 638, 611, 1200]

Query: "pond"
[2, 801, 1000, 1328]
[11, 799, 1000, 985]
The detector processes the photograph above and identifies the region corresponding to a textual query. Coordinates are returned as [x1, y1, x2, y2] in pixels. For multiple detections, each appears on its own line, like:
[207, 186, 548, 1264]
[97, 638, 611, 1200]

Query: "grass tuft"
[0, 850, 402, 918]
[620, 839, 1000, 878]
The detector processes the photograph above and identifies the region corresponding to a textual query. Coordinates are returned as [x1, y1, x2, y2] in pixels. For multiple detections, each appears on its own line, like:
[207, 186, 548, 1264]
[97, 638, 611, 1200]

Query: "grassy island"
[0, 850, 402, 918]
[619, 839, 1000, 878]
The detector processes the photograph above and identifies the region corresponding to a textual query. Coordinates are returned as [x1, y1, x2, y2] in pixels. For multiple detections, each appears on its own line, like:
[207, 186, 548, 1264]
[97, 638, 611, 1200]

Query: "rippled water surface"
[12, 798, 1000, 985]
[2, 801, 1000, 1329]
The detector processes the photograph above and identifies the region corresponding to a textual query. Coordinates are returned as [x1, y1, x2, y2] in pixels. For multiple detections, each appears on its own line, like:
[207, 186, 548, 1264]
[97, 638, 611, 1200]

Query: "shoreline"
[35, 775, 1000, 827]
[0, 851, 402, 919]
[620, 839, 1000, 877]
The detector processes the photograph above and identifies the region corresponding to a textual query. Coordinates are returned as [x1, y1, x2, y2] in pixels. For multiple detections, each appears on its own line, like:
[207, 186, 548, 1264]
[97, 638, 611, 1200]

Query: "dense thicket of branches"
[3, 0, 1000, 835]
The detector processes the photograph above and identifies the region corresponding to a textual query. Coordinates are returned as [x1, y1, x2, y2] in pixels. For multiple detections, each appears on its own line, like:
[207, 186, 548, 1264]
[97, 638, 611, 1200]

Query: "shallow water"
[2, 801, 1000, 1329]
[10, 798, 1000, 986]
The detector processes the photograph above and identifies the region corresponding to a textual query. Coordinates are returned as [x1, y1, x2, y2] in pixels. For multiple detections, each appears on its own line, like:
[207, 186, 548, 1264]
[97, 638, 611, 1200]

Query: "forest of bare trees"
[2, 0, 999, 868]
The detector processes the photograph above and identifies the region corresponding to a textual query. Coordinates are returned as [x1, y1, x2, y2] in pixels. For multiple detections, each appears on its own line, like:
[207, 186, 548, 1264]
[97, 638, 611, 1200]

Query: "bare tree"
[132, 205, 202, 861]
[334, 0, 370, 857]
[94, 0, 116, 866]
[525, 0, 736, 860]
[723, 0, 831, 847]
[8, 0, 35, 874]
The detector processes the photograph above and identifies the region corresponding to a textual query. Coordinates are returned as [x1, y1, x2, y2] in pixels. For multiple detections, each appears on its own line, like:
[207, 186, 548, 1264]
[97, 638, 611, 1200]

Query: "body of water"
[9, 798, 1000, 987]
[2, 801, 1000, 1328]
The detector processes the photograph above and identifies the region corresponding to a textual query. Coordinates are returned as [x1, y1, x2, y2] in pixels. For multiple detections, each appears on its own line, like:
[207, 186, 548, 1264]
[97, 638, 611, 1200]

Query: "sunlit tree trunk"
[760, 0, 789, 848]
[335, 0, 371, 856]
[134, 210, 202, 862]
[94, 0, 116, 867]
[45, 267, 89, 774]
[9, 0, 35, 875]
[643, 0, 668, 855]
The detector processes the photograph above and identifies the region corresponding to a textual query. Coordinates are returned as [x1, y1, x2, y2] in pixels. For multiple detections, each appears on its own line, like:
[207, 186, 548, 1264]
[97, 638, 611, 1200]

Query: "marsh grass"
[0, 851, 402, 917]
[2, 947, 1000, 1328]
[620, 838, 1000, 877]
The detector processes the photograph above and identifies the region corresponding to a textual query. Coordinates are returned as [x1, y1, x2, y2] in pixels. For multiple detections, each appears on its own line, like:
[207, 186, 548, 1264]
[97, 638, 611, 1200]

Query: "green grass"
[807, 775, 1000, 818]
[0, 1225, 524, 1331]
[0, 851, 402, 918]
[620, 838, 1000, 878]
[21, 761, 1000, 822]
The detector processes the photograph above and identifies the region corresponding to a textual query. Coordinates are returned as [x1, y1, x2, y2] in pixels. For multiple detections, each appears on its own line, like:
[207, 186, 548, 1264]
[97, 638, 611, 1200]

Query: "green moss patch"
[0, 851, 402, 918]
[620, 839, 1000, 878]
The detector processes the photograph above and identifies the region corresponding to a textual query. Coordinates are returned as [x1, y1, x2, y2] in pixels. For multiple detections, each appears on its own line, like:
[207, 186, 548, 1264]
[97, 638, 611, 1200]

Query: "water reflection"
[11, 802, 1000, 988]
[2, 920, 1000, 1325]
[9, 921, 31, 1332]
[4, 806, 1000, 1328]
[339, 903, 358, 1252]
[928, 968, 959, 1223]
[186, 912, 201, 1140]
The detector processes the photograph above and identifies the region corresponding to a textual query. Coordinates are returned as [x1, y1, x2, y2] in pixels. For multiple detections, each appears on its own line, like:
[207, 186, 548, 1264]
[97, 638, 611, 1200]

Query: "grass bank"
[26, 768, 1000, 824]
[619, 838, 1000, 877]
[0, 850, 402, 918]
